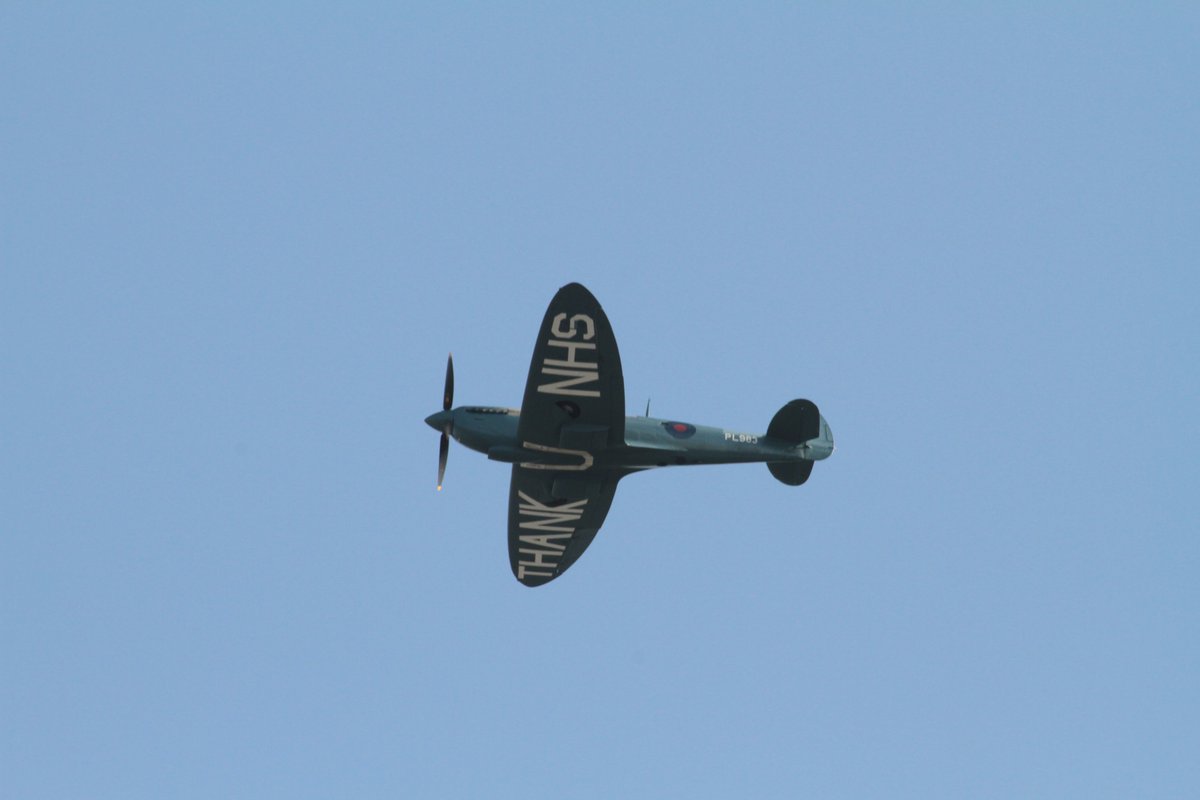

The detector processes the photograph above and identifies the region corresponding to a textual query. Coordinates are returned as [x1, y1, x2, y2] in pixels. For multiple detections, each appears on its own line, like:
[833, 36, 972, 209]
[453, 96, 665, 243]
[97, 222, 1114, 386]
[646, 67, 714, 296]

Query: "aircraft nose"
[425, 410, 452, 431]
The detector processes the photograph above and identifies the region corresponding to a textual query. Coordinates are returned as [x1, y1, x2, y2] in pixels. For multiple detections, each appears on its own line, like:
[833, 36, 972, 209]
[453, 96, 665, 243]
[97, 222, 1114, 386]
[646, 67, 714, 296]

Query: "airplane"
[424, 282, 835, 587]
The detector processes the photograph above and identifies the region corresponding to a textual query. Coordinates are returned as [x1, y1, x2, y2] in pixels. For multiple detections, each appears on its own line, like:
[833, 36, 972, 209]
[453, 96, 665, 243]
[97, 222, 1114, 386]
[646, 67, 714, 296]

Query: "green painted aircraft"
[425, 282, 835, 587]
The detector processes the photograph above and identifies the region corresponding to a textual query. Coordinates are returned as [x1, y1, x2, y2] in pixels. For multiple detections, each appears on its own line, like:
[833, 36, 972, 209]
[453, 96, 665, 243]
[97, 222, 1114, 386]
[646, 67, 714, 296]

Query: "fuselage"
[424, 405, 834, 472]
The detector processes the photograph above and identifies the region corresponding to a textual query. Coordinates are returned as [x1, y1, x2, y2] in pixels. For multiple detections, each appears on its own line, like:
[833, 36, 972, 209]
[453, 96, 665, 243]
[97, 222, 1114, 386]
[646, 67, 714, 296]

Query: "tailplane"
[766, 399, 823, 486]
[768, 460, 814, 486]
[767, 399, 821, 443]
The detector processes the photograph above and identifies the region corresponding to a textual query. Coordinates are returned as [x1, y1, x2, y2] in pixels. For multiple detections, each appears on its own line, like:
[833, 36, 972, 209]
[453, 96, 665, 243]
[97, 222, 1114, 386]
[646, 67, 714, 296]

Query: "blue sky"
[4, 5, 1197, 798]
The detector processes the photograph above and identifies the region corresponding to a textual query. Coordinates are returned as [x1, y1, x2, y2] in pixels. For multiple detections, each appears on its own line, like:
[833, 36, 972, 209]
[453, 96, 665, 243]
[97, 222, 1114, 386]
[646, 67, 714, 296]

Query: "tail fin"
[766, 399, 821, 486]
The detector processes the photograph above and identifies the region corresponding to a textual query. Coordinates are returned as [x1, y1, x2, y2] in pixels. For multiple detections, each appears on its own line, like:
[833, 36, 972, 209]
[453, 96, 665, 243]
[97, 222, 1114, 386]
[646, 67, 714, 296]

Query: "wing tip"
[555, 281, 600, 306]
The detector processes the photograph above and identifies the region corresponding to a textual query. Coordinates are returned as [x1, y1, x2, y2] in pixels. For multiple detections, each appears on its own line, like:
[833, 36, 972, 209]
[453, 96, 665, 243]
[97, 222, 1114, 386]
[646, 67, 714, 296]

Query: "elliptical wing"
[507, 467, 623, 587]
[516, 283, 625, 449]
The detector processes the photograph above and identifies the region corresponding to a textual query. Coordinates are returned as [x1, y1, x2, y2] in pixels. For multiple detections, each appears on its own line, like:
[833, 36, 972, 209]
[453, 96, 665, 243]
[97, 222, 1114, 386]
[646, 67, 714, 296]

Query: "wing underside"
[516, 282, 625, 450]
[506, 284, 628, 585]
[507, 466, 623, 587]
[507, 283, 627, 586]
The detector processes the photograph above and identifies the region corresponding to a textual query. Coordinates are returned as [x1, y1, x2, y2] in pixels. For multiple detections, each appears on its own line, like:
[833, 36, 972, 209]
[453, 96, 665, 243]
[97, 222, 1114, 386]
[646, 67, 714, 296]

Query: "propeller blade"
[435, 353, 454, 490]
[437, 431, 449, 491]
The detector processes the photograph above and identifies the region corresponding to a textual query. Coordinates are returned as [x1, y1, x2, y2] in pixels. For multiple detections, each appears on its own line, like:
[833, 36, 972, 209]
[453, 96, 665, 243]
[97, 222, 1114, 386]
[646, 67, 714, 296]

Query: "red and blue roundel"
[662, 421, 696, 439]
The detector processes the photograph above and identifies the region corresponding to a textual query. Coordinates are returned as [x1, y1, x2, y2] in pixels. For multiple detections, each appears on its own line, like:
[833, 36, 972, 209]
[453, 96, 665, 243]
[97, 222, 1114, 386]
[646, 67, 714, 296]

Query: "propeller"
[437, 353, 453, 490]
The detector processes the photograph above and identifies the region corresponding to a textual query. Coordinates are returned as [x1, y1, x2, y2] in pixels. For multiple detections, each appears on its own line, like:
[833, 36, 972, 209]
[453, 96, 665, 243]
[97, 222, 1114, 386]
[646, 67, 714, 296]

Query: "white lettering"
[550, 313, 596, 341]
[515, 491, 589, 581]
[518, 548, 560, 568]
[517, 490, 588, 531]
[519, 533, 569, 551]
[519, 441, 594, 471]
[517, 564, 554, 580]
[539, 314, 601, 397]
[543, 338, 597, 368]
[537, 367, 600, 397]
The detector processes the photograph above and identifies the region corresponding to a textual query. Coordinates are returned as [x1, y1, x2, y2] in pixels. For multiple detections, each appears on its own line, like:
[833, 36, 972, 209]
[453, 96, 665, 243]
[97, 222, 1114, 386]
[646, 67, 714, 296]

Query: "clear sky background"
[3, 4, 1197, 798]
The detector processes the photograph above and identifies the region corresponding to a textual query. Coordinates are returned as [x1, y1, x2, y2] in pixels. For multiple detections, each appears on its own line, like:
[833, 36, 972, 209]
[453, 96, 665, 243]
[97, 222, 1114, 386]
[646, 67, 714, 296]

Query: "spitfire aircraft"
[425, 283, 834, 587]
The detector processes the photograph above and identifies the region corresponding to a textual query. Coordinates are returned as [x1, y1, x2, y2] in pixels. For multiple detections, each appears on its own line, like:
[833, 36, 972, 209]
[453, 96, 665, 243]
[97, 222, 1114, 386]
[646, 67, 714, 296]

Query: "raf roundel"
[662, 421, 696, 439]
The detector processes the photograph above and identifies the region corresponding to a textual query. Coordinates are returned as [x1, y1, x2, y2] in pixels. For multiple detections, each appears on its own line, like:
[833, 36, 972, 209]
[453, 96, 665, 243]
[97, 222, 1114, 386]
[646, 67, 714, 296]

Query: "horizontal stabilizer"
[768, 460, 814, 486]
[767, 399, 821, 444]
